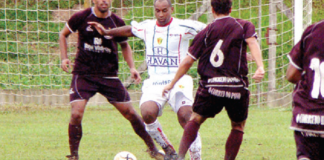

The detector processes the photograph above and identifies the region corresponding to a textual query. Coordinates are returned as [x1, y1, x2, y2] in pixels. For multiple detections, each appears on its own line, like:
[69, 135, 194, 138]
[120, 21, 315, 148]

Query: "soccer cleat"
[147, 149, 165, 160]
[163, 146, 178, 160]
[66, 155, 79, 160]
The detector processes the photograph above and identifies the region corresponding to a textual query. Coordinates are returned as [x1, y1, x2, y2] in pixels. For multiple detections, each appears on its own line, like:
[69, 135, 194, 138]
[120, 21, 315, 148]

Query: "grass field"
[0, 105, 295, 160]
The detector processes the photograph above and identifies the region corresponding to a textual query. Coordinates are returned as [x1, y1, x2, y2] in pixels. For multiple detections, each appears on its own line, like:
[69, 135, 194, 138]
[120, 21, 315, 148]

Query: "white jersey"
[131, 17, 206, 77]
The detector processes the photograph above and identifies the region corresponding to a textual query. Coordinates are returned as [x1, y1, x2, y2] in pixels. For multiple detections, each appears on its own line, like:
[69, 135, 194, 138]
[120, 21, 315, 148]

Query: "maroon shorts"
[192, 86, 249, 122]
[294, 131, 324, 160]
[69, 75, 130, 103]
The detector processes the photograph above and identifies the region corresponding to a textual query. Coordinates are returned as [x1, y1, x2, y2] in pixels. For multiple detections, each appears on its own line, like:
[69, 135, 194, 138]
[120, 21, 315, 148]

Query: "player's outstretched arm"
[162, 55, 195, 97]
[120, 42, 141, 84]
[246, 37, 264, 83]
[59, 26, 73, 73]
[88, 22, 135, 37]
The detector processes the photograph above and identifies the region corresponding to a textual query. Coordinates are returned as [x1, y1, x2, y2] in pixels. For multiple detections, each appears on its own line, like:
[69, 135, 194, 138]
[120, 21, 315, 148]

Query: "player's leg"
[172, 75, 202, 160]
[140, 101, 177, 158]
[67, 75, 96, 160]
[224, 120, 245, 160]
[113, 101, 164, 160]
[177, 112, 206, 160]
[224, 89, 249, 160]
[294, 131, 322, 160]
[177, 106, 202, 160]
[67, 100, 87, 160]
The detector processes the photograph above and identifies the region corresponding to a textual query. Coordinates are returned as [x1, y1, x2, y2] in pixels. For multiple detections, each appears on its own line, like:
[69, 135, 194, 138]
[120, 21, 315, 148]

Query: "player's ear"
[171, 6, 174, 13]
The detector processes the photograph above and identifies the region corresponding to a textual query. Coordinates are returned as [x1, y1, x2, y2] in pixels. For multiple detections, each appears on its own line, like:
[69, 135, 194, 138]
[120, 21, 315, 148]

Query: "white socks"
[189, 133, 202, 160]
[145, 120, 173, 149]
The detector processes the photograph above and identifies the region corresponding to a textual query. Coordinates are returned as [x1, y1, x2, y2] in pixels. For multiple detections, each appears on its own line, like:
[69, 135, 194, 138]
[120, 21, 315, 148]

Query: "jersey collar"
[156, 17, 173, 27]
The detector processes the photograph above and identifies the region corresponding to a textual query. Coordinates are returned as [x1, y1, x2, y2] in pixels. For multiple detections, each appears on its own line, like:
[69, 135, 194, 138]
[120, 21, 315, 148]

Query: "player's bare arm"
[246, 37, 265, 83]
[162, 55, 195, 97]
[88, 21, 135, 37]
[59, 26, 73, 73]
[120, 42, 141, 84]
[286, 64, 302, 84]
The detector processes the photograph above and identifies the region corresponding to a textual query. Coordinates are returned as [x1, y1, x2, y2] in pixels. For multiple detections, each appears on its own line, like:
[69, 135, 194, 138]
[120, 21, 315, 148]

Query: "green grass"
[0, 105, 295, 159]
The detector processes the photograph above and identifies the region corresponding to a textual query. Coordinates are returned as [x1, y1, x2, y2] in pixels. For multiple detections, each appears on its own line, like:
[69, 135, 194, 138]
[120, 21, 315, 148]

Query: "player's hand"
[130, 68, 141, 84]
[162, 83, 174, 98]
[88, 21, 107, 35]
[61, 59, 72, 73]
[252, 67, 265, 83]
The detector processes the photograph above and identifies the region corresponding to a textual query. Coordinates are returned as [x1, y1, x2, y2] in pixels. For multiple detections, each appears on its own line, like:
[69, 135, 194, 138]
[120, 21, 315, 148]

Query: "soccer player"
[286, 20, 324, 160]
[59, 0, 163, 159]
[88, 0, 206, 159]
[162, 0, 265, 159]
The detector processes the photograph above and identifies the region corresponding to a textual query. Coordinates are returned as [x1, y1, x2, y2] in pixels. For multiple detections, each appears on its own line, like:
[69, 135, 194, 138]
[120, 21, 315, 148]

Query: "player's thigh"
[294, 131, 322, 160]
[69, 75, 97, 102]
[192, 86, 224, 118]
[112, 101, 139, 120]
[98, 78, 131, 103]
[139, 80, 167, 117]
[225, 89, 249, 123]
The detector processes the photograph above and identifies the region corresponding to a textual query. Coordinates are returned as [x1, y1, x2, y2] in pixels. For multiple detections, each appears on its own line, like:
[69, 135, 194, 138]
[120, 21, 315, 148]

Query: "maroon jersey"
[188, 16, 256, 89]
[67, 7, 128, 76]
[288, 20, 324, 133]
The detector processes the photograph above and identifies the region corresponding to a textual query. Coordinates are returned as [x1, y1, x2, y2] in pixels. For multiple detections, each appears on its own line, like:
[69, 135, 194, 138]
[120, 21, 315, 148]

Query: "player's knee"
[141, 112, 157, 123]
[70, 112, 83, 124]
[231, 121, 245, 131]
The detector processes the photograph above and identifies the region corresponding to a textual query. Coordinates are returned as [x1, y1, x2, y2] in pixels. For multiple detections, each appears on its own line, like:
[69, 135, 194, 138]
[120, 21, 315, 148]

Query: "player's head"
[211, 0, 232, 15]
[154, 0, 174, 26]
[92, 0, 112, 13]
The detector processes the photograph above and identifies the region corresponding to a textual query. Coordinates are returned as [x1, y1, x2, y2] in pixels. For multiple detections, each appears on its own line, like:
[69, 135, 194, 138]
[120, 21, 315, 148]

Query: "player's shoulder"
[233, 18, 254, 27]
[109, 12, 125, 22]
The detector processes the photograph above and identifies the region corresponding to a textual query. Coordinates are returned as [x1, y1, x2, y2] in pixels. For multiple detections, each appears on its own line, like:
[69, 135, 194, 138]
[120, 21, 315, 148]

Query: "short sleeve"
[181, 20, 207, 40]
[287, 25, 313, 70]
[66, 10, 86, 33]
[243, 21, 257, 39]
[131, 20, 151, 40]
[188, 27, 208, 60]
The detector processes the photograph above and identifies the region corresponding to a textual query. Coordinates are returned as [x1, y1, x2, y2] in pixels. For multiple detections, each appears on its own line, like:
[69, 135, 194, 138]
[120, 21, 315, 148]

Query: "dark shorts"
[294, 131, 324, 160]
[69, 75, 130, 103]
[192, 86, 249, 122]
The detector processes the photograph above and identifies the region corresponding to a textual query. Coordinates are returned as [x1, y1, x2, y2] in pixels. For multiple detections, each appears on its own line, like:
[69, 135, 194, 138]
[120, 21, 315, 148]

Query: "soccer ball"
[113, 151, 137, 160]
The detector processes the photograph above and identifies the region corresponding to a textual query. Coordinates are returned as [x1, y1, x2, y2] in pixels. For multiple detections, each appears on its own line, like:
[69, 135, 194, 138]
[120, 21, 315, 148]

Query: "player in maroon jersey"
[59, 0, 163, 159]
[286, 20, 324, 160]
[162, 0, 264, 159]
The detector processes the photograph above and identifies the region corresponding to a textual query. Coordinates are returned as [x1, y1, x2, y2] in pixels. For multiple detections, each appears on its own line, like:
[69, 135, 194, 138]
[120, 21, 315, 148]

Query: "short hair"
[154, 0, 172, 7]
[211, 0, 232, 15]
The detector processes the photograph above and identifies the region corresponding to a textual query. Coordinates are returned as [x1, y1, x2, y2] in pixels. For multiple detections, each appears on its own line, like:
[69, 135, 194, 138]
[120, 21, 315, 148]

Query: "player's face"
[93, 0, 111, 13]
[154, 0, 173, 26]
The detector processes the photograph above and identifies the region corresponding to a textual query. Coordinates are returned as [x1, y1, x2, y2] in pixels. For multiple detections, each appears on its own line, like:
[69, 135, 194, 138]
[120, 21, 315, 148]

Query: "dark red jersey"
[188, 16, 256, 89]
[288, 20, 324, 133]
[66, 7, 128, 76]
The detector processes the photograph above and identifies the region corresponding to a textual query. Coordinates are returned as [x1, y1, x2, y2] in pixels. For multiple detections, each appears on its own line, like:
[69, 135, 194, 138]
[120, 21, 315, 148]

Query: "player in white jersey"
[88, 0, 206, 159]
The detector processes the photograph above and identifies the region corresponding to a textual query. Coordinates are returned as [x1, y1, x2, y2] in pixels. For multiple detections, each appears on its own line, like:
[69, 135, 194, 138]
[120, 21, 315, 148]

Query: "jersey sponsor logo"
[208, 88, 241, 99]
[84, 43, 112, 53]
[157, 37, 163, 44]
[69, 88, 75, 94]
[153, 47, 167, 55]
[146, 55, 178, 67]
[94, 37, 102, 45]
[86, 25, 93, 32]
[295, 113, 324, 125]
[152, 80, 171, 85]
[178, 85, 184, 89]
[207, 77, 241, 83]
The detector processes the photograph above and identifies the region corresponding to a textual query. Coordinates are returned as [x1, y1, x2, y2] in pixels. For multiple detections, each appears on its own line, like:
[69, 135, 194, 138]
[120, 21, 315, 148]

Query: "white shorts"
[139, 75, 194, 116]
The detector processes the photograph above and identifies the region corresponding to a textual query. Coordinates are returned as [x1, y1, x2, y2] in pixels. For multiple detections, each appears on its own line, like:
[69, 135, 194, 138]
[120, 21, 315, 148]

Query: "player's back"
[191, 16, 255, 85]
[289, 20, 324, 104]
